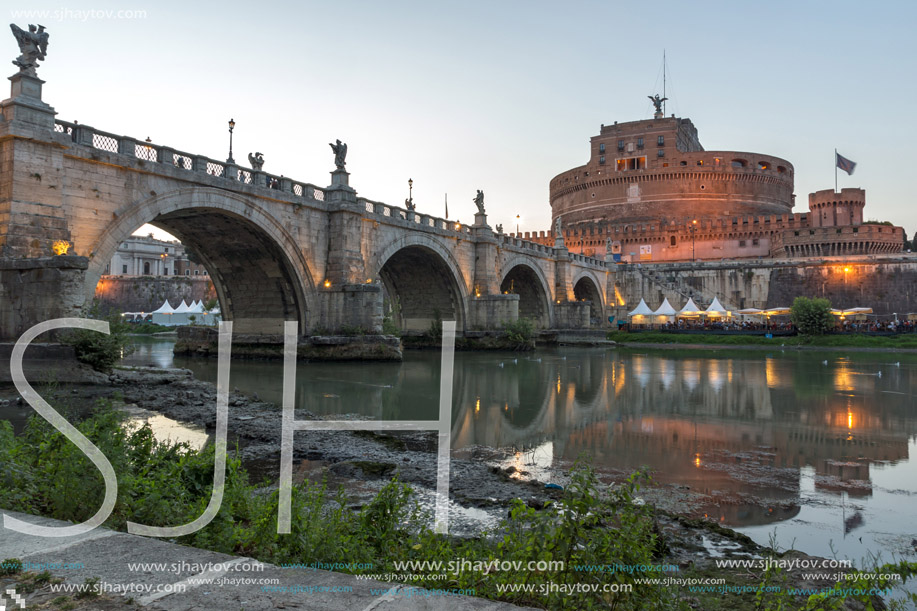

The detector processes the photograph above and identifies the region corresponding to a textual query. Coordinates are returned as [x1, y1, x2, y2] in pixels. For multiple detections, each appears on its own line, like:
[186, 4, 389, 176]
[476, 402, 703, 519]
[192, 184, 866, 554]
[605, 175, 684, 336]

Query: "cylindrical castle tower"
[808, 188, 865, 227]
[549, 116, 795, 228]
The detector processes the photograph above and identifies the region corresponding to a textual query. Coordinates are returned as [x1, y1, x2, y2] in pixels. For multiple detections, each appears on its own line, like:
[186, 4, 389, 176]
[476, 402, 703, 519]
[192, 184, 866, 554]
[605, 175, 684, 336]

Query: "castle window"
[657, 136, 665, 146]
[714, 157, 722, 166]
[836, 229, 842, 234]
[670, 236, 677, 246]
[122, 264, 127, 274]
[195, 270, 200, 275]
[680, 161, 687, 166]
[143, 261, 150, 274]
[637, 138, 644, 149]
[618, 140, 625, 151]
[809, 230, 815, 235]
[794, 231, 799, 236]
[777, 166, 787, 173]
[731, 159, 748, 168]
[752, 238, 759, 246]
[853, 227, 858, 233]
[657, 149, 665, 158]
[185, 269, 190, 275]
[739, 240, 747, 247]
[599, 156, 605, 165]
[599, 143, 605, 153]
[758, 162, 769, 170]
[697, 160, 704, 166]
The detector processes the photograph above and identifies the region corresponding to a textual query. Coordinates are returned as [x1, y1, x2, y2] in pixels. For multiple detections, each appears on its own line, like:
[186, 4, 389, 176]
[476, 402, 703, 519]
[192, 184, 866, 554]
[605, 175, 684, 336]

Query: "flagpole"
[444, 193, 448, 219]
[834, 148, 838, 193]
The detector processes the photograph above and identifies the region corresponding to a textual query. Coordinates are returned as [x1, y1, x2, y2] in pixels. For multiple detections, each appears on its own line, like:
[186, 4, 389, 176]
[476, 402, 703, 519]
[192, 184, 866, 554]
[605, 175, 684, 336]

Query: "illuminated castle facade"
[518, 113, 903, 262]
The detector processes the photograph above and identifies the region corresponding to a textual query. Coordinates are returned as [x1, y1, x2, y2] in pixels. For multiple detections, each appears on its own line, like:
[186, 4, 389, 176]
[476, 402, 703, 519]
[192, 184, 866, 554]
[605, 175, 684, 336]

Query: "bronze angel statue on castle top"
[10, 23, 49, 76]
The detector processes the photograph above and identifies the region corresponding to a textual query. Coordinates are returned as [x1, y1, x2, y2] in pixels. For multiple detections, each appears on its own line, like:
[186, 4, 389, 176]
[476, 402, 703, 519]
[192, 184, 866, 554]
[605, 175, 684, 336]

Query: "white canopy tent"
[678, 298, 703, 318]
[628, 298, 654, 326]
[653, 298, 678, 324]
[704, 297, 730, 318]
[151, 299, 176, 325]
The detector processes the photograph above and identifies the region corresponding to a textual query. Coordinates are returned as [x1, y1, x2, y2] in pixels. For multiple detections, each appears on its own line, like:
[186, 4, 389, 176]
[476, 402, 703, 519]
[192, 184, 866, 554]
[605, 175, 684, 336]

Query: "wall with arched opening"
[85, 188, 316, 335]
[376, 244, 467, 334]
[573, 273, 604, 325]
[500, 263, 552, 328]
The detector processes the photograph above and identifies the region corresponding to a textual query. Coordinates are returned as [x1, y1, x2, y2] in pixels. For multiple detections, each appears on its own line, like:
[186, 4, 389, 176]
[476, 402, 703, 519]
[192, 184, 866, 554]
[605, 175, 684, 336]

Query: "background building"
[104, 234, 209, 277]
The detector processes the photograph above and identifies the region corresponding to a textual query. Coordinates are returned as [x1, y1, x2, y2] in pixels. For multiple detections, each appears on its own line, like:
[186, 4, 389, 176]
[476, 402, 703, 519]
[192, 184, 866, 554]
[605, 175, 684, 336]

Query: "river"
[8, 336, 917, 567]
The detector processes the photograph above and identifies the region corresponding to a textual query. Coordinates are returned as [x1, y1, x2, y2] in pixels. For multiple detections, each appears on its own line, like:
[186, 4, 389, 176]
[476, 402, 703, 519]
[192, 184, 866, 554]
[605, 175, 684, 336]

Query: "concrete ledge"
[0, 510, 532, 610]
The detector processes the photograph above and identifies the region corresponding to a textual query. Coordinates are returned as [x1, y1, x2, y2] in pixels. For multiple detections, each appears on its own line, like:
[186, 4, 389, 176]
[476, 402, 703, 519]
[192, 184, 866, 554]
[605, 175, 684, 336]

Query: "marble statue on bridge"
[554, 217, 562, 237]
[10, 23, 49, 76]
[473, 190, 485, 214]
[248, 152, 264, 171]
[329, 139, 347, 170]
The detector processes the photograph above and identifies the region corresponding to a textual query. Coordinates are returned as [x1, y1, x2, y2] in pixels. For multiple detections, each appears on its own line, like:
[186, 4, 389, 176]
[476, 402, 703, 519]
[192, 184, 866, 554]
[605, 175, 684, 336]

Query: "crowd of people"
[624, 317, 917, 334]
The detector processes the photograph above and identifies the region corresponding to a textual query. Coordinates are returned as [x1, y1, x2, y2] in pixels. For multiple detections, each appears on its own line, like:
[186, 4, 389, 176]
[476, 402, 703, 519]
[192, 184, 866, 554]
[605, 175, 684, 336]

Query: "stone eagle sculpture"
[10, 23, 48, 76]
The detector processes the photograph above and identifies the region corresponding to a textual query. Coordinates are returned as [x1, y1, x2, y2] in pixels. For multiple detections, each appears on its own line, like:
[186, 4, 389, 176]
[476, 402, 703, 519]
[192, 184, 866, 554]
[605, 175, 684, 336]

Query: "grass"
[607, 331, 917, 350]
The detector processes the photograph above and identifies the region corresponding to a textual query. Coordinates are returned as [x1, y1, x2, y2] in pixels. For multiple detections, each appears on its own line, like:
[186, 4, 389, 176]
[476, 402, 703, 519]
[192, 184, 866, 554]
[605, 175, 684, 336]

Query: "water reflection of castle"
[448, 350, 915, 528]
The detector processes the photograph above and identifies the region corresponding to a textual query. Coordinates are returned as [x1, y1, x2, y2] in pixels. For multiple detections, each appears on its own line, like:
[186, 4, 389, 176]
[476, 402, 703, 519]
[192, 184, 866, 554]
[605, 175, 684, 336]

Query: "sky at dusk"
[14, 0, 917, 240]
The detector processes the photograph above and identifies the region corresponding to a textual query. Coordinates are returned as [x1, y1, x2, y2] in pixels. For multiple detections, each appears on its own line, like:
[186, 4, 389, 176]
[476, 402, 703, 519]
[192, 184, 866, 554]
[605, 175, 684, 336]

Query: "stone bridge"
[0, 71, 610, 340]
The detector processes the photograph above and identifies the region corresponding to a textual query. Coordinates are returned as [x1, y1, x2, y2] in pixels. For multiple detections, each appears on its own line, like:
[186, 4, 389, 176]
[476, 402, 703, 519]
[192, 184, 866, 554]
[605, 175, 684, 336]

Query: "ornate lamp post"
[227, 118, 236, 164]
[691, 219, 697, 261]
[516, 214, 520, 235]
[408, 177, 413, 204]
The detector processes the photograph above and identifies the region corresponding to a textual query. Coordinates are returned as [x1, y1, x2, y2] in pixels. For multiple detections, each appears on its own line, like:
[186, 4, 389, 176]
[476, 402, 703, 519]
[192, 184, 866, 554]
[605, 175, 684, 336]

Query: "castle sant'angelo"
[522, 99, 904, 263]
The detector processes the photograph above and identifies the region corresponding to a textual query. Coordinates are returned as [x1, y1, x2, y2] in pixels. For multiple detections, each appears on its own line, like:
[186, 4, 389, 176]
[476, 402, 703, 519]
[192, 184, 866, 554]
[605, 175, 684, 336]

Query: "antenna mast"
[663, 50, 666, 116]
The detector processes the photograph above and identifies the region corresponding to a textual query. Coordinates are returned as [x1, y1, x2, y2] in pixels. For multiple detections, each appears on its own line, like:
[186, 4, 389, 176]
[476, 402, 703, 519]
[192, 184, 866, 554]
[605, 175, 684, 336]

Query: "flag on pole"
[836, 152, 857, 175]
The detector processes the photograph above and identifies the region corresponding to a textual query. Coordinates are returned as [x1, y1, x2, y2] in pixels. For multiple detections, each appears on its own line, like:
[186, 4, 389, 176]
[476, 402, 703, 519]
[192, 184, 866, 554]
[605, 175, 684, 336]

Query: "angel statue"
[329, 139, 347, 170]
[10, 23, 49, 76]
[554, 217, 563, 238]
[495, 224, 503, 234]
[473, 189, 485, 214]
[405, 197, 415, 211]
[648, 94, 668, 114]
[248, 152, 264, 171]
[605, 237, 612, 254]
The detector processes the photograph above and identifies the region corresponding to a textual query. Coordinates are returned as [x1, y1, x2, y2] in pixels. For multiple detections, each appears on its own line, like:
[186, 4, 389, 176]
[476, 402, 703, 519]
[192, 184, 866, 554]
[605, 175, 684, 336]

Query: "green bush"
[501, 317, 535, 344]
[60, 301, 135, 372]
[790, 296, 834, 336]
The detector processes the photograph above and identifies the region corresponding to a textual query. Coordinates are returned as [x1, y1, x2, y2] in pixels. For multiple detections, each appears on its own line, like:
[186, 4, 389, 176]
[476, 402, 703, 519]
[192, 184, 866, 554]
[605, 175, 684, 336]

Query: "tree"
[790, 297, 834, 336]
[912, 230, 917, 252]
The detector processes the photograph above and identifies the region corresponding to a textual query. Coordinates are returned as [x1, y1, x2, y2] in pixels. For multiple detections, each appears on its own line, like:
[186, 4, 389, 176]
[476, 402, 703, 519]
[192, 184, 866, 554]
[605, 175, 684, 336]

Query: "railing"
[54, 119, 327, 205]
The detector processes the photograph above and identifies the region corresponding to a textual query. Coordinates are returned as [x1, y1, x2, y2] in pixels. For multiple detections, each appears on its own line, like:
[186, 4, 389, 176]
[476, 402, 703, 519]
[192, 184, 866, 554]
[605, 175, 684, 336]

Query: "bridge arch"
[370, 235, 469, 334]
[572, 270, 605, 325]
[499, 257, 552, 328]
[86, 187, 316, 335]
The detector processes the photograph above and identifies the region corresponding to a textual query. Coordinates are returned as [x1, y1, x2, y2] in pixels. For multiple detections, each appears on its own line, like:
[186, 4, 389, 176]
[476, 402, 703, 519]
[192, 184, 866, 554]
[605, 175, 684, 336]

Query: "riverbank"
[608, 330, 917, 352]
[2, 365, 911, 609]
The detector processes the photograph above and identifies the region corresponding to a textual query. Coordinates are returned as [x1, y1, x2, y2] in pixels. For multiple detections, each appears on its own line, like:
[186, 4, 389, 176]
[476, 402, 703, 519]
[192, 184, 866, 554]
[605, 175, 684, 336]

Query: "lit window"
[697, 160, 704, 166]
